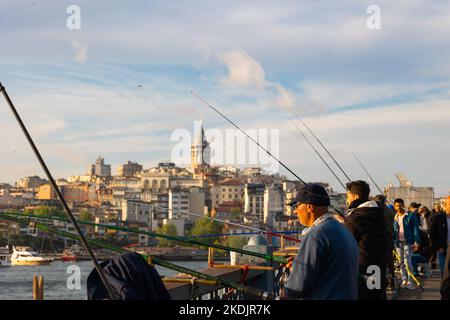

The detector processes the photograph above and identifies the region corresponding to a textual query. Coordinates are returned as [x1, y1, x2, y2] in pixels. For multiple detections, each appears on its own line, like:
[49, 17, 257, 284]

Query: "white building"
[385, 174, 434, 208]
[0, 188, 22, 207]
[121, 200, 152, 225]
[16, 176, 47, 189]
[168, 188, 190, 219]
[244, 183, 266, 220]
[88, 156, 111, 177]
[263, 184, 284, 226]
[242, 167, 262, 177]
[210, 179, 244, 209]
[188, 187, 206, 222]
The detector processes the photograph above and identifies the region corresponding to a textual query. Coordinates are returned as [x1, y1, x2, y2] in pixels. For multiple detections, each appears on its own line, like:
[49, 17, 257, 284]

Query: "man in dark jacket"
[344, 181, 388, 300]
[374, 194, 396, 292]
[431, 196, 450, 278]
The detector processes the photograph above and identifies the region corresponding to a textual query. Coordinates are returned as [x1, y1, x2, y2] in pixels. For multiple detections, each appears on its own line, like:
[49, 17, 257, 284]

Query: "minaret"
[191, 121, 210, 175]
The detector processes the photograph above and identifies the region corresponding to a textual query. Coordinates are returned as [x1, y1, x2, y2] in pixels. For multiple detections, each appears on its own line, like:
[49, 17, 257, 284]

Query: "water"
[0, 260, 208, 300]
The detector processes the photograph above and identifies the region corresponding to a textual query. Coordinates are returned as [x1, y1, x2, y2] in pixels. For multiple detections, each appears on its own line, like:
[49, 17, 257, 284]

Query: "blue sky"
[1, 0, 449, 196]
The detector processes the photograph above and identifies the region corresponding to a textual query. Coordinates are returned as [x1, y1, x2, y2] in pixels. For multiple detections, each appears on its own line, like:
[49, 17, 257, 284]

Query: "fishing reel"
[273, 257, 293, 296]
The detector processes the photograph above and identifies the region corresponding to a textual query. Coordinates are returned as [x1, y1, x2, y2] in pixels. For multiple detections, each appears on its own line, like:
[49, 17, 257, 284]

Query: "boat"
[10, 246, 53, 266]
[61, 245, 85, 262]
[0, 245, 11, 267]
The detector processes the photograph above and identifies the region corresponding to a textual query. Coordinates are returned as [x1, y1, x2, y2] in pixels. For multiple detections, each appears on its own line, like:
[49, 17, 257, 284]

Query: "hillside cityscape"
[0, 122, 444, 252]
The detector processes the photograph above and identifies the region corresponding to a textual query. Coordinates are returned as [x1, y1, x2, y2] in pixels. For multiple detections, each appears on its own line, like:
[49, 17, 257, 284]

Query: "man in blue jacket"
[393, 198, 420, 289]
[282, 183, 359, 299]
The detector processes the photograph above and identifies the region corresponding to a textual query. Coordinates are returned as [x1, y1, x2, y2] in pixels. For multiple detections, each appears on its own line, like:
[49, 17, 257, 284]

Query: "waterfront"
[0, 260, 208, 300]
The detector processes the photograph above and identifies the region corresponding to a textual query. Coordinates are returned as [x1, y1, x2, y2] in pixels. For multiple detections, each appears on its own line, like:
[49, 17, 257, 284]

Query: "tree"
[230, 208, 242, 220]
[79, 209, 93, 221]
[156, 224, 178, 248]
[190, 218, 223, 245]
[32, 206, 65, 218]
[224, 236, 248, 250]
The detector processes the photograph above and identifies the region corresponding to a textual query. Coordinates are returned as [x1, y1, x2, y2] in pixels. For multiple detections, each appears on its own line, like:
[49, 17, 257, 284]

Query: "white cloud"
[218, 49, 297, 111]
[218, 49, 266, 90]
[70, 40, 88, 64]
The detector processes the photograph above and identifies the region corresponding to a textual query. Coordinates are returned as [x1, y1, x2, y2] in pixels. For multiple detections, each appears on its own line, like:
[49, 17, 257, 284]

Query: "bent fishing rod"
[190, 91, 345, 218]
[132, 202, 302, 243]
[0, 82, 116, 300]
[168, 207, 302, 243]
[2, 211, 289, 264]
[290, 119, 346, 189]
[290, 109, 352, 182]
[0, 213, 276, 299]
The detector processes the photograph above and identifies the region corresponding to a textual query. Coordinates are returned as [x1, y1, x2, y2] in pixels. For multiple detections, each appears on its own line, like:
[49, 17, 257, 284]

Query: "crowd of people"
[283, 181, 450, 300]
[85, 180, 449, 301]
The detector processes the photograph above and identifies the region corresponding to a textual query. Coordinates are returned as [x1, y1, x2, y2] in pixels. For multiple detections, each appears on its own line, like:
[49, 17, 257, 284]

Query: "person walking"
[393, 198, 420, 289]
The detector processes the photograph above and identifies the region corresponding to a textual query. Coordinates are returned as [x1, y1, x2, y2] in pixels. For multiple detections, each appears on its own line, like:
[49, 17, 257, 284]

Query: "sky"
[0, 0, 449, 196]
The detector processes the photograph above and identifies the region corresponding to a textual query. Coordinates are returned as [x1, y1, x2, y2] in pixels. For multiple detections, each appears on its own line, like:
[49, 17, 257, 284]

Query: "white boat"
[0, 245, 11, 267]
[10, 246, 53, 266]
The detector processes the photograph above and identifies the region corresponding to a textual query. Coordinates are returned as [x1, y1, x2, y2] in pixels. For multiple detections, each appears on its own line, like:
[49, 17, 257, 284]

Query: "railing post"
[33, 275, 38, 300]
[208, 247, 214, 267]
[33, 274, 44, 300]
[38, 275, 44, 300]
[280, 235, 285, 250]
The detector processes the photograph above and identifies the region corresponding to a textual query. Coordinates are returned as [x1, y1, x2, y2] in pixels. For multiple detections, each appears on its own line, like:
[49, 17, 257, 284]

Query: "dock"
[164, 265, 268, 300]
[391, 269, 442, 300]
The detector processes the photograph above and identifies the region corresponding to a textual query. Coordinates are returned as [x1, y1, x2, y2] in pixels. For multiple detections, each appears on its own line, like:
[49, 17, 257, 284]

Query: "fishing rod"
[352, 153, 385, 196]
[290, 119, 346, 189]
[0, 212, 276, 299]
[184, 230, 300, 239]
[126, 202, 302, 243]
[190, 91, 346, 218]
[0, 82, 116, 300]
[290, 109, 352, 182]
[168, 207, 302, 243]
[1, 211, 289, 264]
[392, 249, 424, 292]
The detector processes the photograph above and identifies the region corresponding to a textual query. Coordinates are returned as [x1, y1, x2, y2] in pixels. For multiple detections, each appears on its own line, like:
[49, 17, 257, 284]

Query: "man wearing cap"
[282, 183, 359, 300]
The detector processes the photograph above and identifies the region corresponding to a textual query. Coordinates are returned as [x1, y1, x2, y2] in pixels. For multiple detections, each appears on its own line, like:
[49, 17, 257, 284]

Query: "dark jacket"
[414, 230, 432, 260]
[383, 206, 395, 245]
[430, 213, 449, 251]
[441, 244, 450, 300]
[420, 211, 435, 234]
[345, 199, 388, 300]
[87, 252, 171, 300]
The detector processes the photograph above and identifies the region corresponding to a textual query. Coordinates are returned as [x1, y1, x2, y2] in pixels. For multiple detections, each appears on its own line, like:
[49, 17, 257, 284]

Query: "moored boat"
[61, 244, 85, 262]
[10, 246, 53, 266]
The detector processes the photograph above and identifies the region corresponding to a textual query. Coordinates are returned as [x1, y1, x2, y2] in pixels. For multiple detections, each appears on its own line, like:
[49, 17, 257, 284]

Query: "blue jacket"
[285, 218, 359, 300]
[393, 212, 420, 245]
